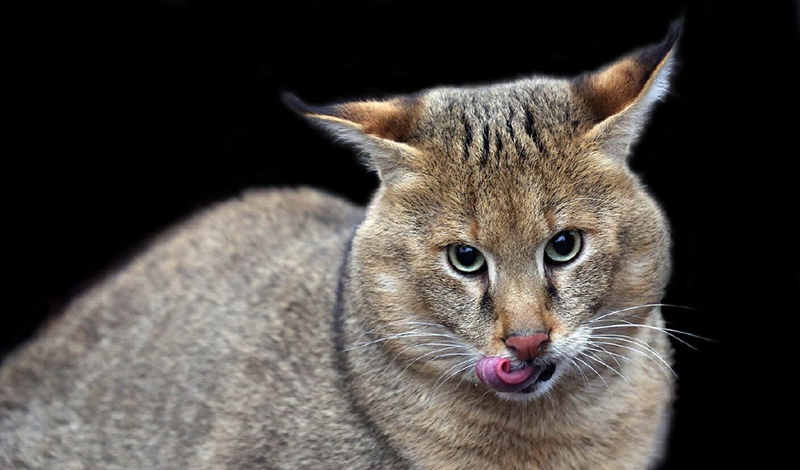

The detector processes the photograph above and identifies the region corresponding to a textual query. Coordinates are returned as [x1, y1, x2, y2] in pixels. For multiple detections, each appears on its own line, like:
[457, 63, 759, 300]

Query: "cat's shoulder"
[140, 186, 364, 266]
[1, 187, 362, 372]
[174, 186, 364, 243]
[90, 186, 364, 310]
[0, 187, 363, 404]
[231, 186, 363, 226]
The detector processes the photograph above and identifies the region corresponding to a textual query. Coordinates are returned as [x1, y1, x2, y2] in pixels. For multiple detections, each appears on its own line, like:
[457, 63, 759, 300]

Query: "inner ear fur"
[570, 25, 680, 157]
[572, 26, 678, 123]
[284, 93, 424, 181]
[285, 94, 423, 143]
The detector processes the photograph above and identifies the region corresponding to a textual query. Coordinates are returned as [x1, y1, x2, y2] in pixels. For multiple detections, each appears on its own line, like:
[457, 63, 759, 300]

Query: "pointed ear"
[571, 25, 680, 159]
[284, 93, 424, 182]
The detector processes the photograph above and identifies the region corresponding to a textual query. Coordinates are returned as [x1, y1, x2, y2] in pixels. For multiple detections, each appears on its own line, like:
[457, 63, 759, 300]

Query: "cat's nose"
[505, 332, 550, 361]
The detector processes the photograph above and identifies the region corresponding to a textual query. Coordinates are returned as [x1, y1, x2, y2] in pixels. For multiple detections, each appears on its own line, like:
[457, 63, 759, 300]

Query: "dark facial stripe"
[494, 128, 504, 160]
[523, 107, 540, 145]
[462, 116, 473, 161]
[547, 280, 559, 301]
[507, 108, 527, 160]
[480, 123, 491, 166]
[506, 108, 516, 140]
[480, 291, 493, 314]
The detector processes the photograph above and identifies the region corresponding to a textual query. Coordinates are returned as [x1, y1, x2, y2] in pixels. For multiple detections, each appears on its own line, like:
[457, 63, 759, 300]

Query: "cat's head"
[292, 30, 676, 400]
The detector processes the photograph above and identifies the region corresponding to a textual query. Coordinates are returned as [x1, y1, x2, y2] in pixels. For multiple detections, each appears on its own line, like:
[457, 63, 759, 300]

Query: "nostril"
[505, 332, 550, 361]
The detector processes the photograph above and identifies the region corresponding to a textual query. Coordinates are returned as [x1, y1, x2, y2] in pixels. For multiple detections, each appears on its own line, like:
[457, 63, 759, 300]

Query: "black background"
[7, 1, 799, 468]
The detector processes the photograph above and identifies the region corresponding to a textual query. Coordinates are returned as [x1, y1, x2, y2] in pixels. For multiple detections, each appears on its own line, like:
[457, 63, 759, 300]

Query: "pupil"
[457, 245, 478, 266]
[553, 233, 574, 255]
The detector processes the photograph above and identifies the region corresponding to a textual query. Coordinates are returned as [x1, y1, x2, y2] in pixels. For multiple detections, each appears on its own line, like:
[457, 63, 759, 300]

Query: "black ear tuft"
[282, 92, 338, 119]
[570, 22, 680, 160]
[637, 20, 682, 74]
[281, 92, 425, 182]
[637, 22, 681, 75]
[666, 19, 683, 48]
[281, 92, 306, 114]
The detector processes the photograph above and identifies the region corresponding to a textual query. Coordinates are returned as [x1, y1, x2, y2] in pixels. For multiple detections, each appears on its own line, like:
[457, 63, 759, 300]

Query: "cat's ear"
[571, 25, 680, 159]
[284, 94, 423, 182]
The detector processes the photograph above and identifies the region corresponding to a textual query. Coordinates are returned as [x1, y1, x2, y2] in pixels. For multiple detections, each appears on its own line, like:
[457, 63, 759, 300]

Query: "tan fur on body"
[1, 31, 677, 469]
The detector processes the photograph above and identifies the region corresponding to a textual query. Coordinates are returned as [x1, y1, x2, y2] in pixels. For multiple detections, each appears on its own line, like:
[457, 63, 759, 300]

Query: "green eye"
[544, 230, 582, 264]
[447, 244, 487, 274]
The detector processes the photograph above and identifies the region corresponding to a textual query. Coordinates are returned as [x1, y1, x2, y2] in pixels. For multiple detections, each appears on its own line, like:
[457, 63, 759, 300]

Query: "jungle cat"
[1, 30, 679, 470]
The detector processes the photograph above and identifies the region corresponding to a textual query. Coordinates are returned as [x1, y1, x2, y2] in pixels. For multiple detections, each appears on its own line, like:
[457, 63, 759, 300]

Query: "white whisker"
[581, 349, 629, 384]
[565, 356, 589, 385]
[344, 331, 461, 352]
[350, 320, 460, 343]
[391, 345, 472, 387]
[589, 321, 710, 350]
[344, 318, 480, 398]
[390, 341, 464, 359]
[584, 344, 630, 371]
[589, 303, 697, 324]
[590, 338, 675, 379]
[428, 359, 475, 405]
[572, 355, 612, 394]
[393, 343, 463, 368]
[591, 333, 670, 364]
[403, 321, 458, 330]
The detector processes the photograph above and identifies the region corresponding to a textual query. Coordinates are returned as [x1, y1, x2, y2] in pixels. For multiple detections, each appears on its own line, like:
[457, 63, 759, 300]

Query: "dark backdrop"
[8, 1, 799, 468]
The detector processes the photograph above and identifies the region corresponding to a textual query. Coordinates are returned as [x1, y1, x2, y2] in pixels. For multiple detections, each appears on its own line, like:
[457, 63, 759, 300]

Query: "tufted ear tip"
[285, 92, 425, 182]
[282, 92, 315, 116]
[573, 27, 679, 123]
[284, 92, 424, 140]
[283, 92, 353, 127]
[571, 23, 681, 159]
[637, 21, 681, 76]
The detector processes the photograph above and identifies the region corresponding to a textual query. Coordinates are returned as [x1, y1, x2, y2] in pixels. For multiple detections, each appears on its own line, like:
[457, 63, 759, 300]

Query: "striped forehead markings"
[458, 102, 542, 166]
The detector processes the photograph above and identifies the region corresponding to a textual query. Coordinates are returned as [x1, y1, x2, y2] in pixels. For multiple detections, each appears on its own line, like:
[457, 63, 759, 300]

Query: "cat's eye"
[447, 244, 487, 274]
[544, 230, 582, 264]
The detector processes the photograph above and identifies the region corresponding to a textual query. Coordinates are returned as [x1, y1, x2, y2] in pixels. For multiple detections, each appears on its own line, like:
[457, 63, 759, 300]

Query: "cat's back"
[0, 188, 399, 469]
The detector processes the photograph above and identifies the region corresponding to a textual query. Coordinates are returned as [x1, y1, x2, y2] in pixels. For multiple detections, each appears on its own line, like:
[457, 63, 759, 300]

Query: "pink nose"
[505, 332, 550, 361]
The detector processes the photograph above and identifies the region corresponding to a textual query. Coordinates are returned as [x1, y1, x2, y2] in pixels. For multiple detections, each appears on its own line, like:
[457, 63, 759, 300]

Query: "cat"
[1, 28, 678, 470]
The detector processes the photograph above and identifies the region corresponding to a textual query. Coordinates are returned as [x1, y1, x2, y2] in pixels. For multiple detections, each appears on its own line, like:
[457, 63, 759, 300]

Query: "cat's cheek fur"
[417, 268, 490, 347]
[546, 233, 614, 320]
[610, 198, 672, 310]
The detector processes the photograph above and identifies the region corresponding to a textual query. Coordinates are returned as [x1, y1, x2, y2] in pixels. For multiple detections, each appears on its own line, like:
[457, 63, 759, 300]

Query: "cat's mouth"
[475, 356, 557, 394]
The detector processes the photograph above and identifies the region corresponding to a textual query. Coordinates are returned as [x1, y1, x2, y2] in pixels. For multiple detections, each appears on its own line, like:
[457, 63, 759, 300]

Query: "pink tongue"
[475, 356, 542, 393]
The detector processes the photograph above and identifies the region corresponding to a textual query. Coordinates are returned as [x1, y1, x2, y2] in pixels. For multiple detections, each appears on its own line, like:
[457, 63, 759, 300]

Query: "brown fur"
[319, 97, 424, 142]
[1, 31, 678, 469]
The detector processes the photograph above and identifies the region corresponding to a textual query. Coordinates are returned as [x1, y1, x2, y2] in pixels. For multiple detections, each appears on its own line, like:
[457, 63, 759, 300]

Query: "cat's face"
[297, 34, 675, 400]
